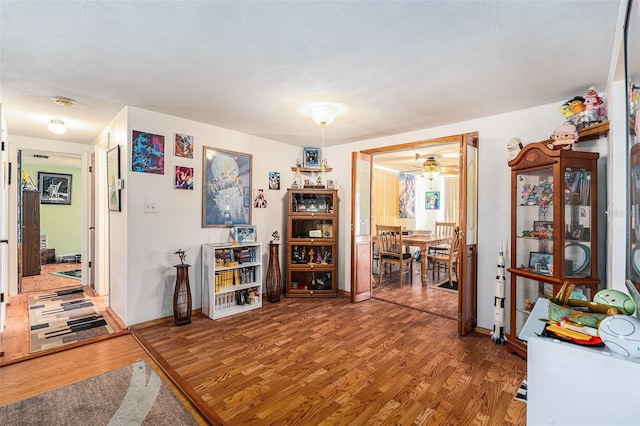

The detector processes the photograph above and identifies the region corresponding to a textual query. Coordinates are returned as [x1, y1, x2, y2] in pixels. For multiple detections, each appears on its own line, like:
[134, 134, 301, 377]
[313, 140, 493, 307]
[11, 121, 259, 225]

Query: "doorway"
[351, 133, 478, 333]
[370, 141, 460, 319]
[18, 149, 83, 294]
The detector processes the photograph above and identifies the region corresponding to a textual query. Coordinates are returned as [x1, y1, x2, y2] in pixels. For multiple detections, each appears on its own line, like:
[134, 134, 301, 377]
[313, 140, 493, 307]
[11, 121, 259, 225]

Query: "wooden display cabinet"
[507, 131, 606, 359]
[286, 188, 338, 297]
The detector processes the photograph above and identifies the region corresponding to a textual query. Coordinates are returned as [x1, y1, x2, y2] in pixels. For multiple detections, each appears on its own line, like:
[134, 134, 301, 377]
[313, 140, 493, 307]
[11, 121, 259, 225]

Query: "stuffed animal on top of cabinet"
[507, 137, 524, 161]
[548, 123, 579, 150]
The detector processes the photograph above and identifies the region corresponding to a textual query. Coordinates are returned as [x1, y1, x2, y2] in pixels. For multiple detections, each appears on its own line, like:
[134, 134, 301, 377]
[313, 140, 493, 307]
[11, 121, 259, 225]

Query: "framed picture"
[202, 146, 252, 227]
[425, 191, 440, 210]
[107, 146, 121, 211]
[234, 225, 257, 243]
[528, 251, 553, 272]
[569, 224, 584, 240]
[268, 171, 280, 190]
[174, 133, 194, 158]
[38, 172, 72, 205]
[532, 221, 553, 233]
[174, 165, 194, 190]
[303, 147, 321, 168]
[131, 130, 165, 174]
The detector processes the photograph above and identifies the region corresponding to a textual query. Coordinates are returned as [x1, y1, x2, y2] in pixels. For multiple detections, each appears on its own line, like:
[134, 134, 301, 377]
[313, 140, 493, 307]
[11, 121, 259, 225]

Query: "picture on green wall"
[38, 172, 72, 205]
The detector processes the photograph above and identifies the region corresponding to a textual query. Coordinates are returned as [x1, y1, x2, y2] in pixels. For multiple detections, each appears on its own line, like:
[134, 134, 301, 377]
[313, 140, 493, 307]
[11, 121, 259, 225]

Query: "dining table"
[400, 234, 453, 286]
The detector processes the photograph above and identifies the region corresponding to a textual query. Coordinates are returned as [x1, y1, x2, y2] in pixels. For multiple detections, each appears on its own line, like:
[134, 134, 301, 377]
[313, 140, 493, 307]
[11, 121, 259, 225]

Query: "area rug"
[514, 378, 527, 403]
[436, 280, 458, 292]
[29, 287, 114, 353]
[50, 268, 82, 280]
[0, 360, 199, 425]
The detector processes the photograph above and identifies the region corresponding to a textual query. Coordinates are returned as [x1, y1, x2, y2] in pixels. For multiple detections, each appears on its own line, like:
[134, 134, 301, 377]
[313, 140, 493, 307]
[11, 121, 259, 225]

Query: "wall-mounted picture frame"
[569, 224, 584, 240]
[175, 133, 194, 158]
[38, 172, 72, 205]
[131, 130, 165, 174]
[202, 146, 252, 227]
[234, 225, 257, 243]
[425, 191, 440, 210]
[303, 147, 321, 168]
[268, 171, 280, 190]
[174, 165, 194, 190]
[107, 146, 121, 211]
[532, 220, 553, 234]
[528, 251, 553, 272]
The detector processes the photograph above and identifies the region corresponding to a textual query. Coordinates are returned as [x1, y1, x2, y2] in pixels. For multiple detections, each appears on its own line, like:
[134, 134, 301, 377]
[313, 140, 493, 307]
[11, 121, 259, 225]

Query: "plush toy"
[559, 102, 573, 117]
[569, 96, 586, 114]
[584, 86, 604, 112]
[548, 123, 579, 150]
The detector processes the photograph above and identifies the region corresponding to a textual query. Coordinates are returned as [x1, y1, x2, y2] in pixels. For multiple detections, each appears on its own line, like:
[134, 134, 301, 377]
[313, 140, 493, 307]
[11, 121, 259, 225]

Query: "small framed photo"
[268, 171, 280, 190]
[174, 133, 194, 158]
[528, 251, 553, 272]
[234, 225, 257, 243]
[303, 147, 321, 168]
[327, 179, 334, 189]
[569, 224, 584, 240]
[533, 221, 553, 234]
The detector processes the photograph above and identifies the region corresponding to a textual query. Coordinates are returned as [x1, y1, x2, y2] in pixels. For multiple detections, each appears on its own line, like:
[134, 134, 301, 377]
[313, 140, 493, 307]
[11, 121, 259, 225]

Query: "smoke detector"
[52, 96, 76, 107]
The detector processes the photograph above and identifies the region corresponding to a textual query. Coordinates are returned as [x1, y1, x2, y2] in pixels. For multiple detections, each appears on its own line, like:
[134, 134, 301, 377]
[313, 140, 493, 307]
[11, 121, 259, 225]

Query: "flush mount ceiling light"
[52, 96, 76, 107]
[307, 103, 341, 127]
[48, 119, 67, 135]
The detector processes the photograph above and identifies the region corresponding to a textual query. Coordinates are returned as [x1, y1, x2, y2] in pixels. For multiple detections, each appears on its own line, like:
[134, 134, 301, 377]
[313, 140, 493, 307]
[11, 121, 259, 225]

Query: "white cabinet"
[201, 243, 262, 319]
[521, 300, 640, 425]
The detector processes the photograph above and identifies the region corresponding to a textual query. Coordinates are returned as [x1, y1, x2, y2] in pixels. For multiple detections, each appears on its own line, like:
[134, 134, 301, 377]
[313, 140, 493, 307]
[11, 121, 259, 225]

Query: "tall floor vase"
[266, 243, 281, 302]
[173, 264, 192, 325]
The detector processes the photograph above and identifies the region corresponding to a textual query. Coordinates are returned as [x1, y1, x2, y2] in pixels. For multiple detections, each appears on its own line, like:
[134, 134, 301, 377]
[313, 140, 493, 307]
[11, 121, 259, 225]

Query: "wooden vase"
[266, 243, 281, 302]
[173, 264, 192, 325]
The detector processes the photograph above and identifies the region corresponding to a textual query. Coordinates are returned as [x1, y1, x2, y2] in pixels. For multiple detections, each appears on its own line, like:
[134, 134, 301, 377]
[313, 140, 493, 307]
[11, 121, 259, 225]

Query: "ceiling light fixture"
[307, 103, 341, 181]
[48, 119, 67, 135]
[52, 96, 76, 107]
[422, 156, 442, 185]
[309, 103, 340, 126]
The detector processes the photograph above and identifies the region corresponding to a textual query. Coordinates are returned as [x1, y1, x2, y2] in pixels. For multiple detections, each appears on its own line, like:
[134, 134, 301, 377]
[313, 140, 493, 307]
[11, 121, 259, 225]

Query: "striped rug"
[29, 287, 114, 353]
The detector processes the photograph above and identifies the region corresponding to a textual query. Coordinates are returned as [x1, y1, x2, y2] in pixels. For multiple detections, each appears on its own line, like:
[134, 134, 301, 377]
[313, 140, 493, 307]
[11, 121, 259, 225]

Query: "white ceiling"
[0, 0, 622, 155]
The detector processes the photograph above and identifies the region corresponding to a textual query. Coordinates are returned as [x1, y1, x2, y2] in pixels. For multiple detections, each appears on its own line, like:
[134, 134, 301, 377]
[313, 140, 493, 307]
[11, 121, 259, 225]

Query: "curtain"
[444, 177, 459, 223]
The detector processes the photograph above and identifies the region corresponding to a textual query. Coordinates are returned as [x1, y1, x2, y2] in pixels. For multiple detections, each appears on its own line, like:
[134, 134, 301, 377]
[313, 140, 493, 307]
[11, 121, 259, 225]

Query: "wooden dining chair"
[376, 225, 413, 286]
[427, 227, 460, 285]
[428, 222, 457, 271]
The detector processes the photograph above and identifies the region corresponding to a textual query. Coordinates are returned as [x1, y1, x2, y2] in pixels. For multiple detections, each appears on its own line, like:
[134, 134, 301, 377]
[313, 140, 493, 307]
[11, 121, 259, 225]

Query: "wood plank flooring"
[2, 262, 525, 424]
[373, 263, 458, 319]
[1, 263, 121, 365]
[135, 295, 527, 425]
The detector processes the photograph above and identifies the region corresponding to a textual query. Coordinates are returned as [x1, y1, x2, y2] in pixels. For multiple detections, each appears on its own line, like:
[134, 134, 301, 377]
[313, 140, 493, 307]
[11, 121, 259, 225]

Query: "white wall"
[117, 107, 297, 325]
[327, 101, 619, 330]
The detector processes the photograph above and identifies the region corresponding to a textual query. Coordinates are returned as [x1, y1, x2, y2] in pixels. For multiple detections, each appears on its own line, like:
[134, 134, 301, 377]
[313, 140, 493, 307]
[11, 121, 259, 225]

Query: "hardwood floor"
[134, 295, 527, 425]
[1, 263, 122, 365]
[372, 262, 458, 319]
[2, 264, 526, 425]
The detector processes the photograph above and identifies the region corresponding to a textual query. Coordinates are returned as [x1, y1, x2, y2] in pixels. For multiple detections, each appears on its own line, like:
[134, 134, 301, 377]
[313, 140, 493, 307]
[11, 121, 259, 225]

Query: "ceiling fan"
[406, 153, 458, 178]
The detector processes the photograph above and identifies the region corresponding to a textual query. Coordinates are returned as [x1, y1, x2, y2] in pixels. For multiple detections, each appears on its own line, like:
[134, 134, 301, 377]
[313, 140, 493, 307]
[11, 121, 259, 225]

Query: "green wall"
[23, 164, 82, 256]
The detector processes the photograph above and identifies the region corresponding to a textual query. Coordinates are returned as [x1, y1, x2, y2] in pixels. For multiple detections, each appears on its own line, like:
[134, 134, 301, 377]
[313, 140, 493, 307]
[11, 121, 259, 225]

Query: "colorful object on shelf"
[548, 123, 579, 150]
[559, 102, 573, 117]
[598, 315, 640, 358]
[507, 137, 523, 161]
[593, 289, 636, 316]
[569, 96, 586, 114]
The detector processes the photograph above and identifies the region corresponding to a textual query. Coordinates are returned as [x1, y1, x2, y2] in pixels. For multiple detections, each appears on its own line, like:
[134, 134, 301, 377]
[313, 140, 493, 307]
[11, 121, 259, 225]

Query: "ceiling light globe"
[309, 104, 340, 126]
[48, 119, 67, 135]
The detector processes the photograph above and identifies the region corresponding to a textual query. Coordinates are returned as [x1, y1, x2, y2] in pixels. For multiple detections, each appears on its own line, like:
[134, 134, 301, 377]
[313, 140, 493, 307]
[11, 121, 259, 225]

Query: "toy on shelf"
[548, 123, 579, 150]
[559, 87, 607, 130]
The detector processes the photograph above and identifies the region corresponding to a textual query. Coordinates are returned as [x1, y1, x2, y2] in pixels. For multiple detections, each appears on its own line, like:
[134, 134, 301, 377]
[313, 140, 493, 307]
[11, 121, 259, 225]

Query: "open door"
[89, 152, 95, 290]
[350, 152, 373, 302]
[457, 132, 479, 335]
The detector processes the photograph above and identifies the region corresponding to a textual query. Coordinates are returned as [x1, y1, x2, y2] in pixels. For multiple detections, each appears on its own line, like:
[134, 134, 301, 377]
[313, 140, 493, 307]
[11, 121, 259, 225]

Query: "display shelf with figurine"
[286, 188, 338, 297]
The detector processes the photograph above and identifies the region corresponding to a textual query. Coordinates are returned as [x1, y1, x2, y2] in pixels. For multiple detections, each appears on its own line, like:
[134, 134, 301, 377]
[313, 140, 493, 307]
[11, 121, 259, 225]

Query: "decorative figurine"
[507, 137, 523, 161]
[548, 123, 579, 150]
[174, 249, 187, 265]
[271, 230, 280, 243]
[308, 248, 315, 263]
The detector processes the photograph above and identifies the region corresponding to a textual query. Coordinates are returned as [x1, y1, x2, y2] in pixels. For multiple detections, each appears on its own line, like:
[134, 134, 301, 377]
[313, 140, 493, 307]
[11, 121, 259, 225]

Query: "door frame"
[352, 133, 478, 334]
